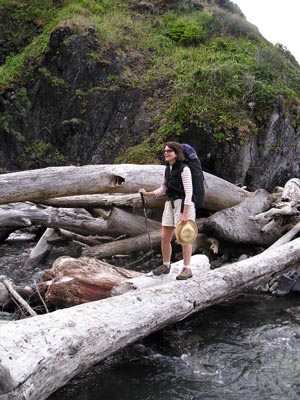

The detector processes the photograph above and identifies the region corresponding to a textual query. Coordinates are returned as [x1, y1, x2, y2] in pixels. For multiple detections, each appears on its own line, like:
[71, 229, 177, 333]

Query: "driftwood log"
[106, 207, 161, 236]
[82, 228, 162, 258]
[0, 165, 252, 211]
[202, 189, 286, 246]
[40, 256, 142, 308]
[40, 193, 165, 209]
[0, 204, 109, 236]
[1, 238, 300, 399]
[23, 228, 61, 270]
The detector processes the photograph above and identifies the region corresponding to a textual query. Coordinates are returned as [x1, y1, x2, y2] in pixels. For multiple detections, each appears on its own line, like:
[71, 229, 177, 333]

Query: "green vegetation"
[24, 139, 50, 161]
[1, 0, 300, 164]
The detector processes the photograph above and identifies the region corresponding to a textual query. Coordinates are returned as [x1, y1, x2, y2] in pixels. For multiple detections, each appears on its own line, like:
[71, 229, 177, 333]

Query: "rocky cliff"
[0, 0, 299, 191]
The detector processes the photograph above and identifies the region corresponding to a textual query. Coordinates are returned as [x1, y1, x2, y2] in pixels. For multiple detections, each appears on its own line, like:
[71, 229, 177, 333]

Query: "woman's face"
[164, 146, 177, 164]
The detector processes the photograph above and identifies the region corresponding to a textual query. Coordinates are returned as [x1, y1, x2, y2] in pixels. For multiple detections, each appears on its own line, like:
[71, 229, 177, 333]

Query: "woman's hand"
[180, 205, 190, 224]
[180, 214, 188, 224]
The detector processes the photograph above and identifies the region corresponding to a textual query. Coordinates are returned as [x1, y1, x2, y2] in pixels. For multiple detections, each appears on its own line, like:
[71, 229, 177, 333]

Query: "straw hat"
[175, 220, 198, 245]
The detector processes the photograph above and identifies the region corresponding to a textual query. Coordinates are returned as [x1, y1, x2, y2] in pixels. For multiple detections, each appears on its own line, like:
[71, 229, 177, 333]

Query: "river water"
[1, 234, 300, 400]
[48, 294, 300, 400]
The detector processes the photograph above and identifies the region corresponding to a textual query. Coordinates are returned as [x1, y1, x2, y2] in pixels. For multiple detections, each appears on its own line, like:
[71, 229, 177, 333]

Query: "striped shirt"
[154, 165, 193, 205]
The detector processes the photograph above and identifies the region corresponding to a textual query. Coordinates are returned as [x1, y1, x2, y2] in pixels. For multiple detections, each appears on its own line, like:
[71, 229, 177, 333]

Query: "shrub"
[166, 18, 206, 45]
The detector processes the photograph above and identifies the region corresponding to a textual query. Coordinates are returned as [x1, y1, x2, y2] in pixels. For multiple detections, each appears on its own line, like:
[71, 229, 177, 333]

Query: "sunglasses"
[164, 149, 174, 154]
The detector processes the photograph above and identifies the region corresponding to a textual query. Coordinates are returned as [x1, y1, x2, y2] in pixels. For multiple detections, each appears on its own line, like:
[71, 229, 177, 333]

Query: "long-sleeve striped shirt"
[154, 165, 193, 205]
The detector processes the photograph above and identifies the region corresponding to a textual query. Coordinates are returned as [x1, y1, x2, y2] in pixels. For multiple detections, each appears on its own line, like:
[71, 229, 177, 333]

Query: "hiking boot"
[152, 264, 171, 276]
[176, 267, 192, 280]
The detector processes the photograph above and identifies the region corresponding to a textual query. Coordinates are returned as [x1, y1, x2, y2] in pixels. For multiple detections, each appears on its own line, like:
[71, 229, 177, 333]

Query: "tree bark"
[40, 256, 142, 308]
[1, 239, 300, 399]
[0, 165, 252, 211]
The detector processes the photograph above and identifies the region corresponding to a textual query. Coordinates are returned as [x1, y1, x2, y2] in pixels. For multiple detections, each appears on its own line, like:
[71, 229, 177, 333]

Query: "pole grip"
[140, 192, 146, 207]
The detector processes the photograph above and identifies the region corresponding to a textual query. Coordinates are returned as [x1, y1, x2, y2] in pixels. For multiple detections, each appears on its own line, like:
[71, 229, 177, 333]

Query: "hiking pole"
[140, 193, 155, 262]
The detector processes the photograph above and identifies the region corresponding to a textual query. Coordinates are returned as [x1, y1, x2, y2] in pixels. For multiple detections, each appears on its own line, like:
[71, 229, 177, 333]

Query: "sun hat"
[175, 220, 198, 245]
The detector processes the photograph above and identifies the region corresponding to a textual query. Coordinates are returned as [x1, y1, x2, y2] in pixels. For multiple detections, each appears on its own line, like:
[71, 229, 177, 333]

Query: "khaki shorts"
[161, 199, 196, 227]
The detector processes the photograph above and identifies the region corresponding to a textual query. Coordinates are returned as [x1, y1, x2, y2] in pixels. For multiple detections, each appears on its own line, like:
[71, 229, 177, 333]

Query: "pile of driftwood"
[1, 165, 300, 400]
[0, 164, 254, 310]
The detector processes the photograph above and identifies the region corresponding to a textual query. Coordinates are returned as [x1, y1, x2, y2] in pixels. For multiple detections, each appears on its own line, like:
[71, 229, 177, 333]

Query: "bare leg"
[182, 243, 192, 266]
[161, 226, 174, 263]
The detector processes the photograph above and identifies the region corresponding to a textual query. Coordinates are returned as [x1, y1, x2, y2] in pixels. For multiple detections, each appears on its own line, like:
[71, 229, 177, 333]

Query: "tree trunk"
[40, 193, 165, 209]
[81, 219, 205, 258]
[82, 228, 162, 258]
[1, 239, 300, 399]
[40, 256, 142, 308]
[0, 205, 109, 236]
[0, 165, 252, 211]
[23, 228, 61, 270]
[0, 164, 165, 204]
[106, 207, 161, 236]
[202, 189, 283, 246]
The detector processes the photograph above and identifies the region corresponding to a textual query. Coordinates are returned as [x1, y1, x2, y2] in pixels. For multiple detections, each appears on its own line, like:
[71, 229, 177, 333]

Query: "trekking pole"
[140, 193, 155, 262]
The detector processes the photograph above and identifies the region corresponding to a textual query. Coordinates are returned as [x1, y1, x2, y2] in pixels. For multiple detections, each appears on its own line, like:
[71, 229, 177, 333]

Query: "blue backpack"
[182, 143, 205, 209]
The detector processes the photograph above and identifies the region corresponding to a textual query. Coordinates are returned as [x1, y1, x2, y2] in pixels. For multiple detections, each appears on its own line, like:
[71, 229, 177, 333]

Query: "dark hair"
[165, 141, 185, 161]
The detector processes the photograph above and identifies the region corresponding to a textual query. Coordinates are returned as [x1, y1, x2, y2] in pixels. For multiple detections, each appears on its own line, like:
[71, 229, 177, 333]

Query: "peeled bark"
[1, 239, 300, 399]
[40, 256, 141, 308]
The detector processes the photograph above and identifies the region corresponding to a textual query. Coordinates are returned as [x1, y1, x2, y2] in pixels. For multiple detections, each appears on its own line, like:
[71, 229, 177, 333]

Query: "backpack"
[182, 143, 205, 209]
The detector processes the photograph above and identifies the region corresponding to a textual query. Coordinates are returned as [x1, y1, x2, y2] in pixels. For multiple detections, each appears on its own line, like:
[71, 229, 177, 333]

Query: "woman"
[139, 141, 196, 280]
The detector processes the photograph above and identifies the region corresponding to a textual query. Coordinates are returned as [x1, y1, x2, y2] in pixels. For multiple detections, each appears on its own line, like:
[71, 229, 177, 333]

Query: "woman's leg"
[161, 226, 175, 263]
[182, 243, 192, 266]
[152, 225, 174, 276]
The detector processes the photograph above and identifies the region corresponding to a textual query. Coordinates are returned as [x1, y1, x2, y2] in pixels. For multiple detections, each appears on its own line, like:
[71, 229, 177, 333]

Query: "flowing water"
[1, 234, 300, 400]
[47, 294, 300, 400]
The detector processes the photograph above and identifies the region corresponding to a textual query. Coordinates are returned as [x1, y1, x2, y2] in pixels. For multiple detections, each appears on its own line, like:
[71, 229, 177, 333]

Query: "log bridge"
[1, 239, 300, 400]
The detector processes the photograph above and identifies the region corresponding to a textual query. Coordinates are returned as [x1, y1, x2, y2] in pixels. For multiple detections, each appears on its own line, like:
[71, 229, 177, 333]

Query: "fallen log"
[82, 228, 162, 258]
[0, 165, 252, 211]
[23, 228, 61, 270]
[40, 256, 141, 308]
[202, 189, 283, 246]
[81, 218, 205, 258]
[0, 164, 165, 205]
[281, 178, 300, 202]
[249, 178, 300, 231]
[106, 207, 161, 236]
[0, 205, 109, 236]
[40, 193, 165, 209]
[1, 239, 300, 399]
[268, 220, 300, 249]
